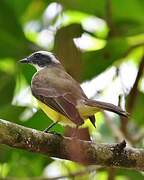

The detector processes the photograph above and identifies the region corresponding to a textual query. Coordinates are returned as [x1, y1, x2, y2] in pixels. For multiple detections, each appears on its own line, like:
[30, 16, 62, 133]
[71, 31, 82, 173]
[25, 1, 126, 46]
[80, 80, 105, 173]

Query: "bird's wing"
[32, 87, 84, 126]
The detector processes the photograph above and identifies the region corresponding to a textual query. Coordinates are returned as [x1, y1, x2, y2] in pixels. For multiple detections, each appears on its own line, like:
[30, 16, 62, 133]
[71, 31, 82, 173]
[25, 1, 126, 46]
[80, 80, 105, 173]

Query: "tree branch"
[127, 55, 144, 114]
[0, 119, 144, 171]
[119, 54, 144, 140]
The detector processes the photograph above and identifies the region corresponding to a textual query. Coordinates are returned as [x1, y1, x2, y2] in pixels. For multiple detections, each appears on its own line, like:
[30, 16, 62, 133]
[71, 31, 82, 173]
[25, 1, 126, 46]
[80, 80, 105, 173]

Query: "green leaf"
[0, 104, 25, 123]
[131, 91, 144, 125]
[21, 64, 36, 84]
[0, 0, 24, 38]
[115, 20, 144, 36]
[7, 151, 52, 177]
[61, 0, 105, 16]
[4, 0, 32, 17]
[0, 0, 31, 58]
[22, 110, 64, 133]
[0, 146, 52, 177]
[0, 30, 30, 58]
[61, 0, 144, 36]
[117, 168, 144, 180]
[0, 72, 15, 106]
[20, 0, 54, 22]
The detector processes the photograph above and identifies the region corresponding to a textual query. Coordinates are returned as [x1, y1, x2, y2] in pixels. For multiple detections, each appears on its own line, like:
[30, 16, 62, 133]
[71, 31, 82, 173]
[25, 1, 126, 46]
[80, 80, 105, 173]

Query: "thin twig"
[127, 54, 144, 114]
[119, 54, 144, 140]
[103, 112, 131, 145]
[107, 168, 116, 180]
[105, 0, 117, 36]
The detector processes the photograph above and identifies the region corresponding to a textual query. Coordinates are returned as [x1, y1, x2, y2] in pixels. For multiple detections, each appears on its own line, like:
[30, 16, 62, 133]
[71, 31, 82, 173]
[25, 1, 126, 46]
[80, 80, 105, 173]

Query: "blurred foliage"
[0, 0, 144, 179]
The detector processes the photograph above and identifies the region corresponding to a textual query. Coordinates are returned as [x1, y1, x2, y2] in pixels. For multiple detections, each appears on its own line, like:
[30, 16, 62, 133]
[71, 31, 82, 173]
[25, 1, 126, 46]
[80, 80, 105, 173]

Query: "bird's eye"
[34, 53, 41, 58]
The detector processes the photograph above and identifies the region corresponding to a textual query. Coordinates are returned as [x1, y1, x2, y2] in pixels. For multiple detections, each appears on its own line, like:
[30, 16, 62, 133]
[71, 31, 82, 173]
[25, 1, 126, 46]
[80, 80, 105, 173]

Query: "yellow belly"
[38, 100, 76, 127]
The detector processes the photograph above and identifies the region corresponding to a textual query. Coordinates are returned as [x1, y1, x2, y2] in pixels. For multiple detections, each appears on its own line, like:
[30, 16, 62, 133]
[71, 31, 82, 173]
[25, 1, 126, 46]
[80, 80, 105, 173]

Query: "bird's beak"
[19, 58, 31, 64]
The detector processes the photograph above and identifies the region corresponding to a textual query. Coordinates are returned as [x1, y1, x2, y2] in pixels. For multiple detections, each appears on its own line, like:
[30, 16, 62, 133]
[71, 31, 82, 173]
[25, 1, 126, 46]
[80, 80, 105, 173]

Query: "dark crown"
[28, 51, 59, 67]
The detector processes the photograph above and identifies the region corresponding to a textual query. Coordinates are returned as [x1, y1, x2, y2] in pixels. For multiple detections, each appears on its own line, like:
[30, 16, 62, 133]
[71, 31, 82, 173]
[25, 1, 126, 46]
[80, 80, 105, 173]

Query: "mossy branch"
[0, 119, 144, 171]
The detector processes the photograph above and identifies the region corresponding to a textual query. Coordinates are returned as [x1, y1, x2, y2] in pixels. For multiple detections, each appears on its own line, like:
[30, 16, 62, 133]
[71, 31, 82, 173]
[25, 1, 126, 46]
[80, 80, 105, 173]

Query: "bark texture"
[0, 119, 144, 171]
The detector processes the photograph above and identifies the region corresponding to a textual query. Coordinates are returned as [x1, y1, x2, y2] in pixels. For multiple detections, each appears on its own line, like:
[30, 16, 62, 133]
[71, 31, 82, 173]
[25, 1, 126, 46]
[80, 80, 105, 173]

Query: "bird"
[20, 51, 128, 132]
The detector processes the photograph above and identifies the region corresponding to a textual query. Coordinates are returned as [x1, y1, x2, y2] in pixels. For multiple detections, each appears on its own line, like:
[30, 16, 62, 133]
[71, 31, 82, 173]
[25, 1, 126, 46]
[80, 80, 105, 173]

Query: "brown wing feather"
[54, 95, 84, 125]
[31, 66, 86, 126]
[36, 94, 66, 116]
[32, 90, 84, 126]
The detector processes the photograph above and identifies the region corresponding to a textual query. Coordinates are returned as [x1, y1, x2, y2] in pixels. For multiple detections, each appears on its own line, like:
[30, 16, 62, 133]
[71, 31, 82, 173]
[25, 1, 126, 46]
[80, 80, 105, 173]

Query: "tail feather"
[85, 99, 129, 117]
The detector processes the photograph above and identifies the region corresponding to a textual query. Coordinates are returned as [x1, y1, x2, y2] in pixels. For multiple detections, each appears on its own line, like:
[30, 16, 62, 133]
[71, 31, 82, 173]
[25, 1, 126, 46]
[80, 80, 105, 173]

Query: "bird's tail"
[84, 99, 129, 117]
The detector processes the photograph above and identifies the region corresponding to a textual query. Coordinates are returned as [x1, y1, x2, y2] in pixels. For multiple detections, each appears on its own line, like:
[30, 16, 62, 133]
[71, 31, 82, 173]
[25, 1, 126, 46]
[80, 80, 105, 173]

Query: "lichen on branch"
[0, 119, 144, 171]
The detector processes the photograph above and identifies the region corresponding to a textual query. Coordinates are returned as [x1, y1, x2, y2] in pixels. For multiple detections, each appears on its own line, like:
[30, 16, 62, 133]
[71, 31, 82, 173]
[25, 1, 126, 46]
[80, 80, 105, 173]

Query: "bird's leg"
[44, 121, 58, 133]
[71, 125, 79, 138]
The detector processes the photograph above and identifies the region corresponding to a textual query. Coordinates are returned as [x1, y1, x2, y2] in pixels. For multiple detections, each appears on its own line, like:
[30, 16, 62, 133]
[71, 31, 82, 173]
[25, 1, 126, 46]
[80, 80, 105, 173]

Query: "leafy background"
[0, 0, 144, 179]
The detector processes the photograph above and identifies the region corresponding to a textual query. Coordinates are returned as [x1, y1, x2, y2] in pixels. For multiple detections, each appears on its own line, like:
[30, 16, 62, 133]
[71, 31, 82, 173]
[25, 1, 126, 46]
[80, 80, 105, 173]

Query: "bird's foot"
[48, 131, 62, 136]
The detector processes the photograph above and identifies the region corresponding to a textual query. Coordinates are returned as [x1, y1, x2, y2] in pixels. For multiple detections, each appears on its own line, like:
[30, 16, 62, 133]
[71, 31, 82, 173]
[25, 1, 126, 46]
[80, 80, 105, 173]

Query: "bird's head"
[19, 51, 60, 70]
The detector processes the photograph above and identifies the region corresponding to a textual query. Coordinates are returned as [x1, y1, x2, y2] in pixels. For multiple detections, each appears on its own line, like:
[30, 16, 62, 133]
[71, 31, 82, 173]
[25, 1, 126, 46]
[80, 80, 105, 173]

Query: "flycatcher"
[20, 51, 128, 131]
